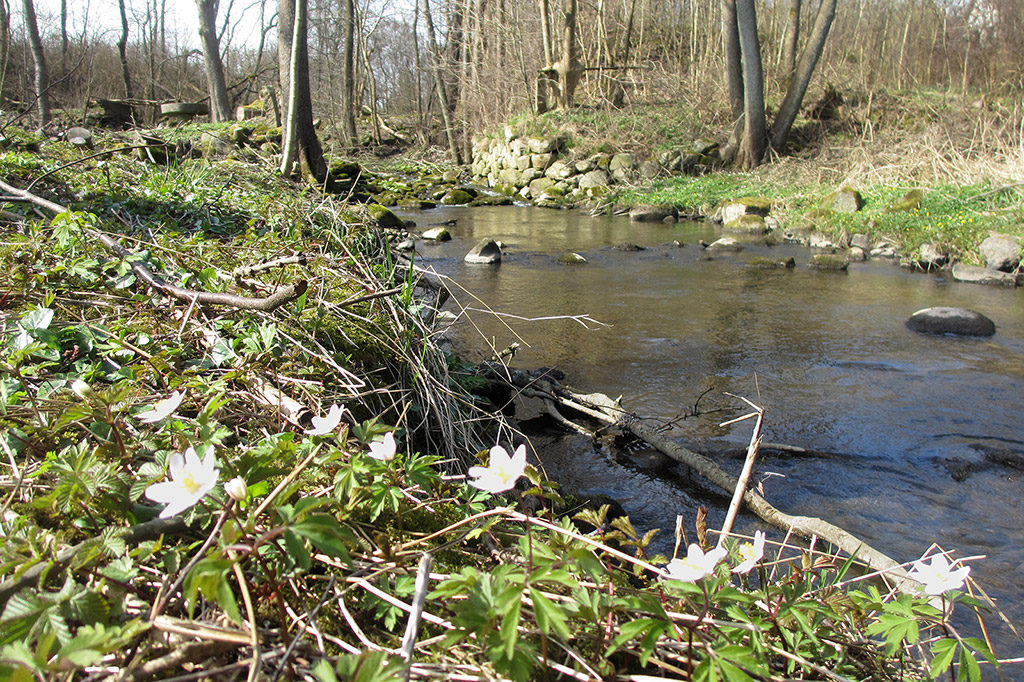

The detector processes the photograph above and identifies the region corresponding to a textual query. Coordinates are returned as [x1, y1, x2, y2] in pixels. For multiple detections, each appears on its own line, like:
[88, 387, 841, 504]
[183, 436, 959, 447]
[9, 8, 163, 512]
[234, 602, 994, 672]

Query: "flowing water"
[404, 204, 1024, 656]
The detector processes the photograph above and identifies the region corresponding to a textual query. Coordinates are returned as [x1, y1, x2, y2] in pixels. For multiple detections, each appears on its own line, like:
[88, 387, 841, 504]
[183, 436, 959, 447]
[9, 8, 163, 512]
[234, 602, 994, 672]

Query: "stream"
[402, 203, 1024, 656]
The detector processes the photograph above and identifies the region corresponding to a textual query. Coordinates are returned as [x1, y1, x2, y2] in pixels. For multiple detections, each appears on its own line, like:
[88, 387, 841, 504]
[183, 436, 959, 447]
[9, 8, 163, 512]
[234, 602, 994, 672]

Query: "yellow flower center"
[737, 542, 757, 563]
[182, 472, 202, 494]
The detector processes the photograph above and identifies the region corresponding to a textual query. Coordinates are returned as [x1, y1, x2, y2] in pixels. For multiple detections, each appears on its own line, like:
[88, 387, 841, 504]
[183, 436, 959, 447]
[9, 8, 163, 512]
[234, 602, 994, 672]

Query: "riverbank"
[0, 119, 1012, 679]
[461, 90, 1023, 280]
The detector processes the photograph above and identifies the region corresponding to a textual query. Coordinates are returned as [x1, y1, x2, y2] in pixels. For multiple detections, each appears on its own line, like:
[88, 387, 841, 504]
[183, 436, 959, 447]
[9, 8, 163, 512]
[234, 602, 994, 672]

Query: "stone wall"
[470, 128, 721, 207]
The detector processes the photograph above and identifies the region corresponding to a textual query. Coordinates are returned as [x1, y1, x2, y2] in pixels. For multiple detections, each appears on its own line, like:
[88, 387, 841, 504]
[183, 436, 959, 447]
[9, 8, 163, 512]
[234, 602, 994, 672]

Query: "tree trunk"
[339, 0, 358, 145]
[360, 25, 382, 145]
[421, 0, 463, 163]
[117, 0, 133, 99]
[769, 0, 837, 153]
[20, 0, 49, 128]
[0, 0, 10, 102]
[554, 0, 581, 110]
[722, 0, 744, 152]
[196, 0, 232, 122]
[781, 0, 801, 86]
[278, 0, 329, 185]
[735, 0, 766, 168]
[59, 0, 68, 62]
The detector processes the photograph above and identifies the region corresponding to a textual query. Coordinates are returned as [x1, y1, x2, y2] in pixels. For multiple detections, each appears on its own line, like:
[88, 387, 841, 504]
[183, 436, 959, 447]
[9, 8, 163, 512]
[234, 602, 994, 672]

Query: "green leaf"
[961, 637, 997, 667]
[183, 558, 242, 624]
[529, 588, 571, 640]
[930, 638, 958, 678]
[284, 529, 312, 570]
[20, 308, 54, 332]
[292, 515, 352, 562]
[958, 646, 981, 682]
[499, 599, 521, 660]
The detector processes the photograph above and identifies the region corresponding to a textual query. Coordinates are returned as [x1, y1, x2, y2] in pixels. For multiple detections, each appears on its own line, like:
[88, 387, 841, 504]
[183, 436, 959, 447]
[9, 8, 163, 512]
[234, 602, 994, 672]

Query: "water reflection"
[405, 204, 1024, 655]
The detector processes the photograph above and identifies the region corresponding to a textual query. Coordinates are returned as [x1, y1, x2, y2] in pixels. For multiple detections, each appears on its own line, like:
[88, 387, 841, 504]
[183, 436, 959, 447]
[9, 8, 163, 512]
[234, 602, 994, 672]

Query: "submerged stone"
[703, 237, 742, 252]
[906, 307, 996, 337]
[724, 214, 767, 233]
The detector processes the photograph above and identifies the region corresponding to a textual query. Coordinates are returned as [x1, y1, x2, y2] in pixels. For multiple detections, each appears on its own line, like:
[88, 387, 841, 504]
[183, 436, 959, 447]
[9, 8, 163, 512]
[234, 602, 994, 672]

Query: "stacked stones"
[470, 129, 720, 207]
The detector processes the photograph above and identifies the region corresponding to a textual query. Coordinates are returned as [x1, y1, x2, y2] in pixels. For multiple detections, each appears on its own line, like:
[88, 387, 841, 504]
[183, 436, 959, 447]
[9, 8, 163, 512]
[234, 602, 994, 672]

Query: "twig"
[232, 253, 307, 281]
[717, 398, 765, 546]
[400, 552, 434, 675]
[150, 509, 230, 619]
[229, 550, 261, 682]
[115, 640, 241, 682]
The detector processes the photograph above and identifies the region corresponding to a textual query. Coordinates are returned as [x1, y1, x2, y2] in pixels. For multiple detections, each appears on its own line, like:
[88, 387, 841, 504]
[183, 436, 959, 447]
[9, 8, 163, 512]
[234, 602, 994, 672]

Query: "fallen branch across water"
[493, 367, 921, 594]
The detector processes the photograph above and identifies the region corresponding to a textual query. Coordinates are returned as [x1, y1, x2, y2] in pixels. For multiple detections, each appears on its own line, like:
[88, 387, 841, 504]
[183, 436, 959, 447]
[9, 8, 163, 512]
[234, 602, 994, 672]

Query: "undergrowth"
[0, 121, 1013, 680]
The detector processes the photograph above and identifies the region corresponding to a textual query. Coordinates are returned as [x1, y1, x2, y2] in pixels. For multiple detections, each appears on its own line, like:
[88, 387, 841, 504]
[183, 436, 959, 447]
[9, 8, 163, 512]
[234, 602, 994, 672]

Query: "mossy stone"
[809, 253, 850, 271]
[558, 252, 588, 264]
[367, 203, 405, 229]
[330, 159, 362, 177]
[724, 214, 768, 233]
[821, 186, 864, 213]
[440, 189, 474, 205]
[746, 256, 796, 269]
[887, 189, 924, 212]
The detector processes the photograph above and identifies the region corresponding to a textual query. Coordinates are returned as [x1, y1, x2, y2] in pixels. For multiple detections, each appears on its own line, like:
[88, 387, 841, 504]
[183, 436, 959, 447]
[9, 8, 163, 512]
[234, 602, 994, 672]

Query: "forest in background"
[1, 0, 1022, 158]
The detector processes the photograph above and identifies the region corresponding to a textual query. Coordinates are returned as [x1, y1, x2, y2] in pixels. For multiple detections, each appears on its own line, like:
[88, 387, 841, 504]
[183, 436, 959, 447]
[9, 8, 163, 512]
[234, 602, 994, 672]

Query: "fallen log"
[495, 367, 920, 593]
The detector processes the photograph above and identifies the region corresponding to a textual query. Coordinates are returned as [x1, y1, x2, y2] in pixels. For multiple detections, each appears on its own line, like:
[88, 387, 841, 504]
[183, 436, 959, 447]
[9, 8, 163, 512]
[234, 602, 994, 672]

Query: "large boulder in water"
[906, 307, 995, 337]
[464, 238, 502, 264]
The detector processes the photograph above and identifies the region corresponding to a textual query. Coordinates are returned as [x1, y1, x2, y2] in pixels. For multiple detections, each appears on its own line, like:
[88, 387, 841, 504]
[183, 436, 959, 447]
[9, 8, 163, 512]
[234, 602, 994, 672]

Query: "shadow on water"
[405, 204, 1024, 658]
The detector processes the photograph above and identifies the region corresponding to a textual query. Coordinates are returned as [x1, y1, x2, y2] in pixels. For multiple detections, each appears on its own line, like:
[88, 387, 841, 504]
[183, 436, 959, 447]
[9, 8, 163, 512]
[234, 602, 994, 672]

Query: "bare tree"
[734, 0, 766, 167]
[117, 0, 133, 98]
[781, 0, 801, 86]
[769, 0, 837, 152]
[279, 0, 329, 184]
[420, 0, 462, 163]
[339, 0, 357, 145]
[0, 0, 10, 101]
[20, 0, 50, 127]
[723, 0, 836, 167]
[196, 0, 233, 121]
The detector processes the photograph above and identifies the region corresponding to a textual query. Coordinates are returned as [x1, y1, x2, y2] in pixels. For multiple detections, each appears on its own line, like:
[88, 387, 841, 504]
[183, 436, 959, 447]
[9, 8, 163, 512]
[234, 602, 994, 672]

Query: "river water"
[405, 204, 1024, 657]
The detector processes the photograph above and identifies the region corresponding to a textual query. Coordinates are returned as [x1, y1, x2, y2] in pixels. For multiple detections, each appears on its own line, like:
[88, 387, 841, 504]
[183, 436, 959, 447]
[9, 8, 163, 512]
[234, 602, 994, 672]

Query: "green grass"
[620, 173, 1023, 264]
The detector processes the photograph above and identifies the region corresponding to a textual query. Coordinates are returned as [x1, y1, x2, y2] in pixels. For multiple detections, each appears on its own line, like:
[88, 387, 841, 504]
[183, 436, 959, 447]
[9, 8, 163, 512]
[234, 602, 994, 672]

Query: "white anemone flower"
[145, 446, 220, 518]
[731, 531, 767, 574]
[71, 379, 94, 399]
[367, 431, 397, 461]
[468, 444, 527, 494]
[907, 553, 971, 595]
[305, 404, 346, 436]
[663, 544, 728, 583]
[224, 476, 248, 502]
[137, 391, 185, 423]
